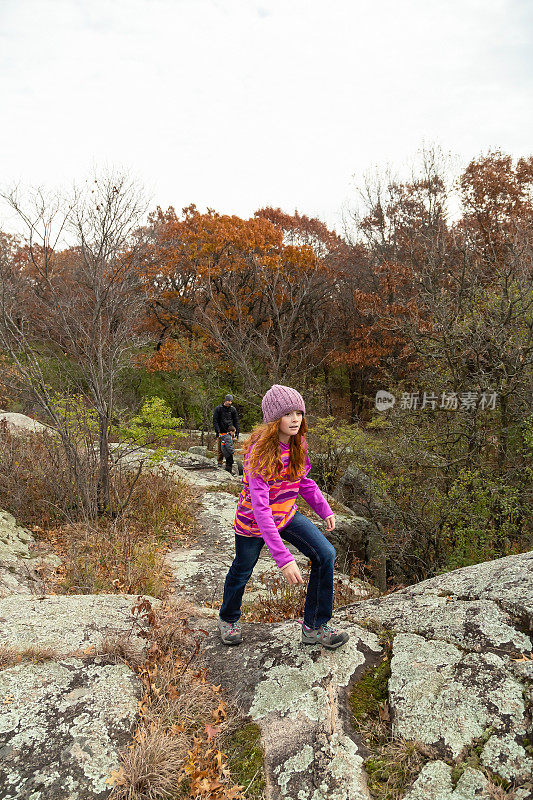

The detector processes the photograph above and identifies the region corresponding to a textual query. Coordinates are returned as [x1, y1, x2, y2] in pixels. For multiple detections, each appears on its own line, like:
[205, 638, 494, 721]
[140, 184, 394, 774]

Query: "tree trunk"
[366, 522, 387, 592]
[348, 367, 366, 422]
[323, 364, 333, 415]
[97, 418, 111, 515]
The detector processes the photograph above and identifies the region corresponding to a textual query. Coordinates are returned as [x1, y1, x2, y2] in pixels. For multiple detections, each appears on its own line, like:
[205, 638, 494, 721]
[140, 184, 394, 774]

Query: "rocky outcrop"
[198, 617, 382, 799]
[0, 510, 61, 596]
[332, 464, 400, 590]
[159, 449, 532, 797]
[336, 551, 533, 791]
[0, 411, 53, 435]
[403, 760, 525, 800]
[0, 512, 156, 799]
[1, 441, 531, 800]
[197, 549, 533, 800]
[117, 446, 238, 489]
[0, 657, 141, 800]
[0, 594, 155, 658]
[188, 445, 209, 456]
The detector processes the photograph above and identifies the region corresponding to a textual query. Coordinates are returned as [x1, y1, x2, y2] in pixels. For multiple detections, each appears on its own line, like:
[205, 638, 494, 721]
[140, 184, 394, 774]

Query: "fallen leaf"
[225, 785, 246, 799]
[512, 653, 533, 662]
[106, 767, 127, 786]
[205, 724, 220, 741]
[212, 700, 227, 722]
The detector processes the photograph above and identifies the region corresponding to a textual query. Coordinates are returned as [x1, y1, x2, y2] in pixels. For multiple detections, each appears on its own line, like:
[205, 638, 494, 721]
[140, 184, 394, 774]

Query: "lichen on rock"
[388, 632, 529, 761]
[0, 593, 157, 657]
[0, 510, 59, 596]
[0, 657, 142, 799]
[402, 760, 495, 800]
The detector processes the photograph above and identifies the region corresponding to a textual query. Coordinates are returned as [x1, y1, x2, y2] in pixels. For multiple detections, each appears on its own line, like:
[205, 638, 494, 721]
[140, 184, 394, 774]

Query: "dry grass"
[108, 596, 251, 800]
[0, 643, 61, 669]
[356, 718, 436, 800]
[0, 420, 202, 600]
[485, 782, 532, 799]
[0, 423, 88, 527]
[109, 726, 190, 800]
[35, 471, 201, 598]
[96, 634, 147, 668]
[115, 468, 202, 548]
[43, 518, 167, 596]
[139, 600, 221, 734]
[242, 566, 362, 623]
[0, 419, 201, 529]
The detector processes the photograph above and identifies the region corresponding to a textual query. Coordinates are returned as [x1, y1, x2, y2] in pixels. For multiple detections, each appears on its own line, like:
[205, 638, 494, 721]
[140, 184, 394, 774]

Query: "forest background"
[0, 146, 532, 590]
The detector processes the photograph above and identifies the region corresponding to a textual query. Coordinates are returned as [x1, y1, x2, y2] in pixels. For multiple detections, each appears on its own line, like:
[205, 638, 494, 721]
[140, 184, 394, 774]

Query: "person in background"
[213, 394, 239, 466]
[217, 384, 349, 650]
[219, 425, 236, 474]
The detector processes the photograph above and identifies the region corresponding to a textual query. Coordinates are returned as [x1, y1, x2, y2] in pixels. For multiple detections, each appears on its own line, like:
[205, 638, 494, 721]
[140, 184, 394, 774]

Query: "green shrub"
[114, 396, 187, 463]
[437, 467, 527, 572]
[307, 416, 364, 493]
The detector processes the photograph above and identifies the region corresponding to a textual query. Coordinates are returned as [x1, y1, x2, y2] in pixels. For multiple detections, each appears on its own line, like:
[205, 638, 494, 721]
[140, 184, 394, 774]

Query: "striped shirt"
[234, 439, 333, 569]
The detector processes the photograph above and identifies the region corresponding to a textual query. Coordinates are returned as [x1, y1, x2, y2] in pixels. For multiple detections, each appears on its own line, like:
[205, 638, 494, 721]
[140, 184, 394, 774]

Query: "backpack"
[220, 433, 235, 457]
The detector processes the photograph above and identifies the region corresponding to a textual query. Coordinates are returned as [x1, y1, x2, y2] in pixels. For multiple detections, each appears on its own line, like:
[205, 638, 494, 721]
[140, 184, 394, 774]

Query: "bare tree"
[0, 171, 152, 517]
[195, 254, 335, 399]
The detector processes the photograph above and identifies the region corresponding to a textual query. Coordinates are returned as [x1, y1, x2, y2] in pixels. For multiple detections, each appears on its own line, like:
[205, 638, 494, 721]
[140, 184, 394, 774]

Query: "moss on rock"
[349, 656, 391, 722]
[222, 721, 265, 800]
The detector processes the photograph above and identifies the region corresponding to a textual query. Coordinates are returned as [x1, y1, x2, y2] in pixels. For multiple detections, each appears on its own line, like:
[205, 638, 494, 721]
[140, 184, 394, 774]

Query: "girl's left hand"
[324, 514, 335, 531]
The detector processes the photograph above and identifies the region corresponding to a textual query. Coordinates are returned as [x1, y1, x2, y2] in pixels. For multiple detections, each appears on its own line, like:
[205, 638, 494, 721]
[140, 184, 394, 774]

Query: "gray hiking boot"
[301, 620, 349, 650]
[218, 617, 242, 645]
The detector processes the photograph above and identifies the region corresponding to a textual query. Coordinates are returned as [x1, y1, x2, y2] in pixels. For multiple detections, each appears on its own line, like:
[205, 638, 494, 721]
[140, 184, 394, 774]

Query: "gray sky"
[1, 0, 532, 233]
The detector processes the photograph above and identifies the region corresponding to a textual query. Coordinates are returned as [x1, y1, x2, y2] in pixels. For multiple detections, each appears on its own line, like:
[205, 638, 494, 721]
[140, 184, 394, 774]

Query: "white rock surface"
[0, 411, 53, 434]
[0, 510, 61, 597]
[0, 593, 158, 656]
[0, 657, 142, 799]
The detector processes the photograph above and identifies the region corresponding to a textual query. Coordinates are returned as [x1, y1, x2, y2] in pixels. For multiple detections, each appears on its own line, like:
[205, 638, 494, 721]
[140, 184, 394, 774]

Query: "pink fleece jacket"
[233, 439, 333, 569]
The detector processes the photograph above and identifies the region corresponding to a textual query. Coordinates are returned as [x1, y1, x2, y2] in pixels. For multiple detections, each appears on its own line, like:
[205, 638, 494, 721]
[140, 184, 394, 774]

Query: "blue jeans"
[219, 511, 336, 629]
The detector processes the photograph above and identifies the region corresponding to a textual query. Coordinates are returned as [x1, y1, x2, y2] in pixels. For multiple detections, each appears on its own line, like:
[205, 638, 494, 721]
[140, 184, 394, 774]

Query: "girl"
[218, 384, 349, 650]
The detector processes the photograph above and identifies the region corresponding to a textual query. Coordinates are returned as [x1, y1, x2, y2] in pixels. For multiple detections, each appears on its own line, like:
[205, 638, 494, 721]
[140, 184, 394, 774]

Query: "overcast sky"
[1, 0, 532, 234]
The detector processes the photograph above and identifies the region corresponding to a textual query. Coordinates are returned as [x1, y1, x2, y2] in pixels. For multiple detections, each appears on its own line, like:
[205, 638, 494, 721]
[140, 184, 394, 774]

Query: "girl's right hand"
[280, 561, 304, 584]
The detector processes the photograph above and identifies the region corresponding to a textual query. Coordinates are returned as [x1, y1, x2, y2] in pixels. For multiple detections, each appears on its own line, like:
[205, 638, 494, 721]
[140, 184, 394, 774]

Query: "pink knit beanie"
[261, 384, 306, 423]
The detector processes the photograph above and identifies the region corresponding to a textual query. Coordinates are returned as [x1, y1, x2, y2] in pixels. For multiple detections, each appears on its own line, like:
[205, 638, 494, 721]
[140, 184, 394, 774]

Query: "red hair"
[242, 417, 308, 481]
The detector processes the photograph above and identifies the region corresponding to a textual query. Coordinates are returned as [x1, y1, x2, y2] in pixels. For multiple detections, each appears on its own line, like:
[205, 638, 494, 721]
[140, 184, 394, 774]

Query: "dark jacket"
[213, 403, 239, 436]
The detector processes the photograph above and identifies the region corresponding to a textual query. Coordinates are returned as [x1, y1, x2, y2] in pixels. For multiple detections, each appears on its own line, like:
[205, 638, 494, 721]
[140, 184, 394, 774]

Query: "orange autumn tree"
[143, 205, 335, 396]
[335, 260, 425, 420]
[254, 205, 425, 420]
[334, 152, 454, 419]
[254, 206, 348, 263]
[253, 206, 355, 411]
[459, 149, 533, 276]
